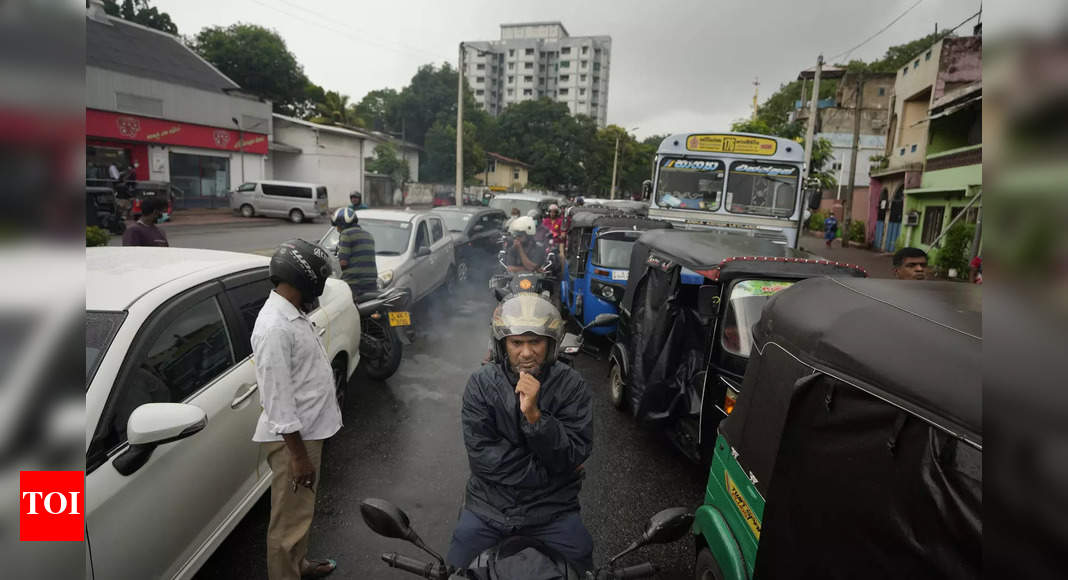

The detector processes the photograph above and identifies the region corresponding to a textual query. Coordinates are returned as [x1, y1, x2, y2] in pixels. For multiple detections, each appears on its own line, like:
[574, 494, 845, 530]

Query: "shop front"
[86, 109, 268, 209]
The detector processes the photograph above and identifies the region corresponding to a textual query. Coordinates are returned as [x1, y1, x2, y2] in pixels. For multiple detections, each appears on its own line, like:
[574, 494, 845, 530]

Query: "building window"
[878, 87, 886, 96]
[525, 48, 534, 55]
[476, 63, 485, 70]
[508, 75, 514, 84]
[581, 61, 588, 69]
[540, 64, 546, 72]
[925, 50, 932, 61]
[921, 206, 946, 244]
[593, 62, 601, 71]
[524, 75, 533, 82]
[582, 46, 589, 55]
[580, 74, 587, 82]
[913, 59, 919, 69]
[903, 66, 908, 76]
[509, 49, 515, 57]
[595, 48, 602, 56]
[561, 46, 571, 55]
[508, 62, 515, 70]
[579, 87, 586, 95]
[525, 62, 533, 69]
[523, 88, 533, 96]
[560, 74, 569, 82]
[513, 168, 520, 179]
[560, 60, 570, 68]
[507, 88, 514, 95]
[475, 89, 484, 96]
[911, 144, 917, 153]
[900, 148, 906, 156]
[476, 76, 484, 83]
[559, 88, 569, 95]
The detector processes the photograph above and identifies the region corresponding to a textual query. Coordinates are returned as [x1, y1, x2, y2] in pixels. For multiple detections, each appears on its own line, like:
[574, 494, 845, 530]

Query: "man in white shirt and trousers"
[252, 239, 340, 580]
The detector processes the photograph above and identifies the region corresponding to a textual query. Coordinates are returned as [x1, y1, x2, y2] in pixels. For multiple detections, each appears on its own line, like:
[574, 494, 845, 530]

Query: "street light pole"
[609, 126, 638, 200]
[231, 117, 245, 185]
[455, 42, 464, 208]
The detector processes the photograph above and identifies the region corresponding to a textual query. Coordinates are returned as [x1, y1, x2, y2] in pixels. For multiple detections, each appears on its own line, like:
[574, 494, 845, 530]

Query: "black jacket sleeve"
[462, 375, 551, 489]
[520, 370, 593, 475]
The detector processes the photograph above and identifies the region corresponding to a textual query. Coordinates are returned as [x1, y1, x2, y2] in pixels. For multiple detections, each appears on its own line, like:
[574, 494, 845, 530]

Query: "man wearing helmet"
[348, 190, 368, 210]
[448, 293, 594, 571]
[505, 215, 547, 273]
[253, 239, 340, 579]
[542, 204, 564, 251]
[333, 207, 378, 298]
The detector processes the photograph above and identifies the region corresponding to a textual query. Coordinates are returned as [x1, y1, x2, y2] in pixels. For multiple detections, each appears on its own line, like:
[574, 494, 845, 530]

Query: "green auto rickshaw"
[694, 277, 981, 579]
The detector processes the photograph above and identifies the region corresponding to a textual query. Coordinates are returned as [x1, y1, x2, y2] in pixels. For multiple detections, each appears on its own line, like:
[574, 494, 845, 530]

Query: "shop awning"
[904, 186, 968, 196]
[270, 141, 302, 154]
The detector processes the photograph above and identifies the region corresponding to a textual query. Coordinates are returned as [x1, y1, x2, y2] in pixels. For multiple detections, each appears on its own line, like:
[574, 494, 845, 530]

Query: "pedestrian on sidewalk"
[823, 212, 838, 248]
[892, 247, 928, 281]
[253, 240, 340, 580]
[121, 196, 169, 247]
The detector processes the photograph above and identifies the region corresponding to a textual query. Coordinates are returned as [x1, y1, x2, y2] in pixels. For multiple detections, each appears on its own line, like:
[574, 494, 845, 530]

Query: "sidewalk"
[798, 232, 895, 279]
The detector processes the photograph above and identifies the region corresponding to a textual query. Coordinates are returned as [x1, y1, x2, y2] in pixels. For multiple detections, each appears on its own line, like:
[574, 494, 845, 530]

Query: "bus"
[647, 132, 808, 247]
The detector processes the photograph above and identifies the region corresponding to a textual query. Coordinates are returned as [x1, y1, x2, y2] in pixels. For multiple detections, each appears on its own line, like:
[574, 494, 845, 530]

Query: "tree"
[310, 90, 360, 127]
[104, 0, 177, 34]
[843, 31, 952, 73]
[422, 120, 485, 183]
[354, 89, 401, 133]
[366, 142, 410, 184]
[192, 24, 319, 116]
[493, 99, 596, 191]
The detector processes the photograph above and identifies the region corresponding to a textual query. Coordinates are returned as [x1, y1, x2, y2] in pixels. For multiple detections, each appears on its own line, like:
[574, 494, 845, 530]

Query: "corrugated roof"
[86, 15, 238, 93]
[487, 151, 532, 168]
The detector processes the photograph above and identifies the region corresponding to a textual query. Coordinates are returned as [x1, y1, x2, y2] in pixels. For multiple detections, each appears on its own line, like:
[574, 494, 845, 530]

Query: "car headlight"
[378, 270, 394, 288]
[591, 280, 623, 304]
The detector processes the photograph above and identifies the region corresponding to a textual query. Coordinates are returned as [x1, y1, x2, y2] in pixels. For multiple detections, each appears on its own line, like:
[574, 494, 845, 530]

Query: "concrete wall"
[361, 140, 421, 183]
[404, 183, 490, 205]
[475, 162, 529, 191]
[933, 37, 983, 102]
[272, 122, 364, 209]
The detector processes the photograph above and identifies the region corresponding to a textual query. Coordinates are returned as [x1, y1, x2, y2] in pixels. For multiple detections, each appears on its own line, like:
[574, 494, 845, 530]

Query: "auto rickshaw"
[130, 180, 177, 222]
[693, 277, 981, 579]
[561, 209, 671, 336]
[86, 185, 126, 234]
[610, 229, 867, 463]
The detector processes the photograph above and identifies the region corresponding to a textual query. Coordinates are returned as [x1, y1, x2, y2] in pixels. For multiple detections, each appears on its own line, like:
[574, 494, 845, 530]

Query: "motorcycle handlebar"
[381, 553, 449, 579]
[604, 562, 658, 579]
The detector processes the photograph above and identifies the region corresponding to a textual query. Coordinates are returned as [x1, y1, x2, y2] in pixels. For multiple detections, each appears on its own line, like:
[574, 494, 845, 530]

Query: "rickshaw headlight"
[592, 280, 622, 303]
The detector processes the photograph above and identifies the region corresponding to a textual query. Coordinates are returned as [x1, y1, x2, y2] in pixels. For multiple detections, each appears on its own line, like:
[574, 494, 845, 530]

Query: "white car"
[319, 209, 456, 304]
[85, 247, 359, 580]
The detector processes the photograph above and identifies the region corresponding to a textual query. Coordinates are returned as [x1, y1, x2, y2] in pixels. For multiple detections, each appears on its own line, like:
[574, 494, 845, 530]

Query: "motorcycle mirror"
[588, 313, 620, 328]
[360, 498, 413, 540]
[607, 507, 694, 565]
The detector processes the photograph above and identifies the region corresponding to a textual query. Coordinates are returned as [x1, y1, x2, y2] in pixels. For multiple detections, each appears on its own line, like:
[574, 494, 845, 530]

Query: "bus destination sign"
[686, 134, 778, 156]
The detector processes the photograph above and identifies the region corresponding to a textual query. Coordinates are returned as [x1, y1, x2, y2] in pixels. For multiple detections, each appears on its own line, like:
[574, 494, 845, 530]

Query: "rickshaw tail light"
[724, 390, 738, 415]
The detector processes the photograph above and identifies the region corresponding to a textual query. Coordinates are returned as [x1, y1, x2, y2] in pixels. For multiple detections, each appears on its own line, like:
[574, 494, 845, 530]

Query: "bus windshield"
[725, 162, 799, 218]
[655, 158, 724, 211]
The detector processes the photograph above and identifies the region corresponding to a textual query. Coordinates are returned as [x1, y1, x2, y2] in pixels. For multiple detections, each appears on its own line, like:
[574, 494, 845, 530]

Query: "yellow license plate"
[388, 311, 411, 327]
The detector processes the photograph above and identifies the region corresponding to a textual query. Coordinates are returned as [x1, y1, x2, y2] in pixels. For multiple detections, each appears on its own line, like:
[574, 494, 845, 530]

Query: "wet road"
[195, 261, 707, 579]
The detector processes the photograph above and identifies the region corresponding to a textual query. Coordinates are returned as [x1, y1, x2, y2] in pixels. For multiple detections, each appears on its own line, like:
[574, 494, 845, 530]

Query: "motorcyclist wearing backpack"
[448, 293, 594, 572]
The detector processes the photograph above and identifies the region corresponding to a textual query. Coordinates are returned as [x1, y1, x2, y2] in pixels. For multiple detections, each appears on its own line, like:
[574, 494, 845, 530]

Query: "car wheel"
[444, 266, 458, 295]
[332, 357, 348, 413]
[695, 548, 726, 580]
[609, 361, 627, 410]
[240, 204, 255, 218]
[289, 209, 304, 224]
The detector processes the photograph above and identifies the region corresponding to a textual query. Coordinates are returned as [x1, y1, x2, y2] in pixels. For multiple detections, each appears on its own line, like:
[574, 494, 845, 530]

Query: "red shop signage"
[86, 109, 269, 155]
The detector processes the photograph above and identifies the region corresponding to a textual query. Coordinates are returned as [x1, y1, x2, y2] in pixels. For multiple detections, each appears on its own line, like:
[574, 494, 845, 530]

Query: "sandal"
[300, 558, 337, 579]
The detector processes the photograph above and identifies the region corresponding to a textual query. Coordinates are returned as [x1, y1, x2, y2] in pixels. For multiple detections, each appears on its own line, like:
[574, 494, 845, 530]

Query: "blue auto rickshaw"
[561, 210, 671, 336]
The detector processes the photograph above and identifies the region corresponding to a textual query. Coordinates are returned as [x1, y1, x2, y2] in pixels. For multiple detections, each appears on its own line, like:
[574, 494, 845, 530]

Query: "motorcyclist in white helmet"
[505, 216, 547, 273]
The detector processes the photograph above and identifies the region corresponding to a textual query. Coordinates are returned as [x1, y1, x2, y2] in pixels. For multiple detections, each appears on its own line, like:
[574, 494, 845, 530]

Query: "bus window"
[655, 158, 724, 211]
[725, 162, 799, 218]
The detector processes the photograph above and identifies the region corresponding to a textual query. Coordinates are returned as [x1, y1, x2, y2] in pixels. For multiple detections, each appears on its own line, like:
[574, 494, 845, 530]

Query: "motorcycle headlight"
[378, 270, 394, 288]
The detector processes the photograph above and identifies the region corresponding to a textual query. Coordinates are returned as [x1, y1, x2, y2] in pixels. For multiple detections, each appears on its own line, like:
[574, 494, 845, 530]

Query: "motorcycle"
[490, 247, 561, 308]
[360, 498, 693, 579]
[355, 287, 411, 380]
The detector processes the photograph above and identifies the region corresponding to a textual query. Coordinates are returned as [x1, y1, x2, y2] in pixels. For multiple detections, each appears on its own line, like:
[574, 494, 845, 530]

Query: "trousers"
[264, 439, 324, 580]
[447, 508, 594, 572]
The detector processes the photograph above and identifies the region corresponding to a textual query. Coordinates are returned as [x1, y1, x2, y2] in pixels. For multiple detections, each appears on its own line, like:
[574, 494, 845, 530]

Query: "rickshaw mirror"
[642, 507, 695, 545]
[360, 498, 413, 540]
[697, 284, 721, 317]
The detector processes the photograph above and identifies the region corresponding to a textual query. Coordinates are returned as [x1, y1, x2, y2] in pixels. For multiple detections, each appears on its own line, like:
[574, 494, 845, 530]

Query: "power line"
[270, 0, 441, 60]
[828, 0, 926, 63]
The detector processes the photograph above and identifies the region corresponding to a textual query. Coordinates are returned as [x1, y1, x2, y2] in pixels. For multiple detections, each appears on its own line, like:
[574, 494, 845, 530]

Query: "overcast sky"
[155, 0, 985, 138]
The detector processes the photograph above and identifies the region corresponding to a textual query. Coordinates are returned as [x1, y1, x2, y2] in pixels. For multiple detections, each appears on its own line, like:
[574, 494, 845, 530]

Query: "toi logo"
[20, 471, 84, 541]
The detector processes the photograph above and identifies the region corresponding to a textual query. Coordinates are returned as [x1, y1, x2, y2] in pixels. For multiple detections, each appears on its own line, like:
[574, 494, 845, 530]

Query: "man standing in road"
[253, 239, 340, 580]
[892, 247, 929, 280]
[121, 196, 169, 247]
[332, 207, 378, 298]
[448, 293, 594, 571]
[348, 190, 368, 210]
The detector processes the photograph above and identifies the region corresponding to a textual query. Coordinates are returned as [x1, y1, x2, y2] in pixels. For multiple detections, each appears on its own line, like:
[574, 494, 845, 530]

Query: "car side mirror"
[472, 224, 484, 232]
[697, 284, 721, 317]
[114, 403, 206, 476]
[416, 246, 431, 258]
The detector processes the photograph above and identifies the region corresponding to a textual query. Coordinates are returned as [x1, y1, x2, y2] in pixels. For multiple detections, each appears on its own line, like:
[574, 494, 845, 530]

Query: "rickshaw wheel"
[609, 361, 627, 410]
[695, 548, 726, 580]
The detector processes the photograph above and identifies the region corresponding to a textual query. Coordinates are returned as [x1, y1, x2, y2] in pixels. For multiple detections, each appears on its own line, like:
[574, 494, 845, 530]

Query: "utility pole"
[610, 132, 620, 200]
[801, 55, 823, 183]
[842, 71, 864, 246]
[751, 77, 760, 120]
[231, 117, 246, 185]
[455, 42, 464, 207]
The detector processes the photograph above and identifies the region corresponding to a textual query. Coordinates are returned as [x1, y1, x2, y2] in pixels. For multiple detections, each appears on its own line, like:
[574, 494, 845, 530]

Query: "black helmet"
[269, 239, 332, 310]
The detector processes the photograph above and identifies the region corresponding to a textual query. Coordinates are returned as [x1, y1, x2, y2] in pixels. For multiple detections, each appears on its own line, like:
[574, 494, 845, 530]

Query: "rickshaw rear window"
[721, 279, 795, 357]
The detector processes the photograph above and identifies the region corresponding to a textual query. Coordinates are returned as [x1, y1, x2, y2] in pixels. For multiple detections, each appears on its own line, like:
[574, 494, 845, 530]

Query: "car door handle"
[231, 382, 258, 409]
[318, 327, 327, 337]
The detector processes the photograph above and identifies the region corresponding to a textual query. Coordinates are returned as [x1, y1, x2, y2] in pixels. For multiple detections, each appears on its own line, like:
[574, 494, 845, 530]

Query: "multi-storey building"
[462, 22, 611, 126]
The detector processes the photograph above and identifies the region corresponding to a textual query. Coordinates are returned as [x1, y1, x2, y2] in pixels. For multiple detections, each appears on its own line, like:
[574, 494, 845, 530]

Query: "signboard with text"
[86, 109, 269, 155]
[685, 134, 778, 156]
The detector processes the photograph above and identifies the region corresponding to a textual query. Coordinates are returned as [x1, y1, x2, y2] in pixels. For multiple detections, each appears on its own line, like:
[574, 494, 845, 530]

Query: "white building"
[463, 22, 611, 126]
[270, 115, 420, 209]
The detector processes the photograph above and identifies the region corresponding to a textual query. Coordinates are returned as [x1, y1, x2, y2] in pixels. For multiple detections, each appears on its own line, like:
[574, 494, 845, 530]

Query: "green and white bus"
[647, 132, 808, 247]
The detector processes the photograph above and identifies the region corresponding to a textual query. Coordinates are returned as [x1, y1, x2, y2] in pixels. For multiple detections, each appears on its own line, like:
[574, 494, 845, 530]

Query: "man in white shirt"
[252, 239, 340, 580]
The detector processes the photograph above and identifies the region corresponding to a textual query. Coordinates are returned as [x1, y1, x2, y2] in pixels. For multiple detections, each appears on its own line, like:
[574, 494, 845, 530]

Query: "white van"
[230, 180, 329, 223]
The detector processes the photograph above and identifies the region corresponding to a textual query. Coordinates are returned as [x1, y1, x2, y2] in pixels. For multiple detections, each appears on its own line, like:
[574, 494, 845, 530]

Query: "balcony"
[925, 144, 981, 171]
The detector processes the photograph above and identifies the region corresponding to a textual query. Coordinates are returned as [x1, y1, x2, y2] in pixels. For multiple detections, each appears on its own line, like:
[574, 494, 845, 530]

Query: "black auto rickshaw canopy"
[724, 277, 981, 579]
[619, 229, 867, 424]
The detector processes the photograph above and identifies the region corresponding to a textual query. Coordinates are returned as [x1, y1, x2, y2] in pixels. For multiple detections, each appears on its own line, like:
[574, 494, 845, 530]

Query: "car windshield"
[655, 157, 725, 211]
[490, 198, 541, 217]
[86, 311, 125, 388]
[318, 219, 412, 255]
[725, 162, 799, 218]
[720, 279, 795, 357]
[437, 212, 472, 232]
[591, 232, 640, 269]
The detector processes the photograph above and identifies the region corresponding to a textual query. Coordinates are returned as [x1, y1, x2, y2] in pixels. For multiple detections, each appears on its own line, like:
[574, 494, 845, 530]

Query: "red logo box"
[20, 471, 84, 541]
